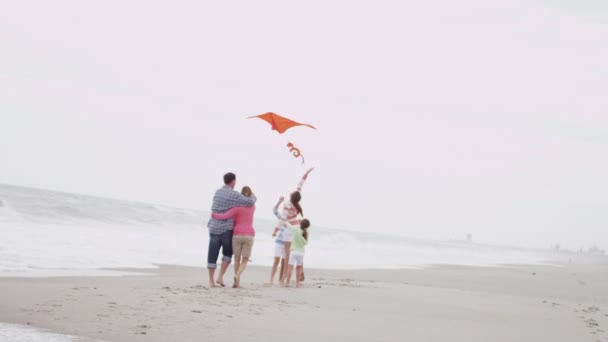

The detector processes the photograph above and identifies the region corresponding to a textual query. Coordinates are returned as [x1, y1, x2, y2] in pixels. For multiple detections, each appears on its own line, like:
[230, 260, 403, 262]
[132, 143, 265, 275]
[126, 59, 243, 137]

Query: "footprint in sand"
[585, 318, 599, 327]
[583, 306, 601, 313]
[136, 324, 151, 335]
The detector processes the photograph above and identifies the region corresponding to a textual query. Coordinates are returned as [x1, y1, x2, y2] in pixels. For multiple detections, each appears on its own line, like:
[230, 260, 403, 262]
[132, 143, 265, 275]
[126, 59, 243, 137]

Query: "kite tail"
[287, 142, 306, 164]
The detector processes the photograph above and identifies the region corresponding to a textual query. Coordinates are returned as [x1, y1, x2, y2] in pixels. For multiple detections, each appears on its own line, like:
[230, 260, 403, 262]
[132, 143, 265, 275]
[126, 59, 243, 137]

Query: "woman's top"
[211, 205, 256, 236]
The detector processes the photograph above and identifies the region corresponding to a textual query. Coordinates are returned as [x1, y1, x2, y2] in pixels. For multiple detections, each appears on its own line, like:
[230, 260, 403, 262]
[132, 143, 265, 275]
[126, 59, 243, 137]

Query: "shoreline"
[1, 263, 607, 341]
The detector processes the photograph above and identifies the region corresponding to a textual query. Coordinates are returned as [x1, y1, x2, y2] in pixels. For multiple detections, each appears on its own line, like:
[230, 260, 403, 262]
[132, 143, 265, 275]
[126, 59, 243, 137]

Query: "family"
[206, 168, 314, 288]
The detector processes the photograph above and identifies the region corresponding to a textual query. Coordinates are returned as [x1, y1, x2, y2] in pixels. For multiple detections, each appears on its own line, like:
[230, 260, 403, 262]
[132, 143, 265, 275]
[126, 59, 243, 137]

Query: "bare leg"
[296, 266, 303, 288]
[280, 242, 292, 282]
[270, 257, 281, 285]
[208, 269, 216, 288]
[284, 264, 294, 287]
[298, 263, 305, 282]
[216, 260, 230, 286]
[279, 258, 286, 284]
[234, 256, 249, 288]
[234, 255, 241, 278]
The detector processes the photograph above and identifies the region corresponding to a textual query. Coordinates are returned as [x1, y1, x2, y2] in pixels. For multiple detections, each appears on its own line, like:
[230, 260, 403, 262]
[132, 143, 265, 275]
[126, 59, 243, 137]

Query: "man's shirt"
[207, 185, 256, 235]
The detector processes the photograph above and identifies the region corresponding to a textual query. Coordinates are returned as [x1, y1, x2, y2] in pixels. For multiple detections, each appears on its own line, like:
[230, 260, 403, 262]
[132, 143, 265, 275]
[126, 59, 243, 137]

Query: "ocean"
[0, 184, 602, 278]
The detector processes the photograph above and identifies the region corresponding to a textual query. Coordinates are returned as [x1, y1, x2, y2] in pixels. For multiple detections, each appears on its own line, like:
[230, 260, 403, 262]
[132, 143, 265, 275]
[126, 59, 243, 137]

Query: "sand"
[0, 262, 607, 342]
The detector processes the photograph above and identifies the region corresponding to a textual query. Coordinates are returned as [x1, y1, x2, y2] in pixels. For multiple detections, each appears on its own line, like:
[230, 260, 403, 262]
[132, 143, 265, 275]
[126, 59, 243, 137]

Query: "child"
[269, 197, 286, 285]
[283, 219, 310, 288]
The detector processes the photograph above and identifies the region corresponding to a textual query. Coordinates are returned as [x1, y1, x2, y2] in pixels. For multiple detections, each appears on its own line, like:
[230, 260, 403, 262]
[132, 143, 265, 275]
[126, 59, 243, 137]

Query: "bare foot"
[216, 280, 225, 287]
[232, 276, 238, 288]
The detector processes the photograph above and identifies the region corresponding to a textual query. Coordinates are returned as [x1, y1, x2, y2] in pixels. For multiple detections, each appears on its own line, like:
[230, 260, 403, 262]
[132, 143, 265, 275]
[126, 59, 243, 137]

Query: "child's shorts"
[288, 251, 305, 266]
[274, 242, 285, 258]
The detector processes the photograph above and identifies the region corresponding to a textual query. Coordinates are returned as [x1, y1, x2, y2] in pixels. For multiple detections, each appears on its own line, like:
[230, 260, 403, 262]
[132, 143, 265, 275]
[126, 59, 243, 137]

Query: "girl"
[211, 186, 255, 288]
[283, 219, 310, 288]
[269, 197, 286, 285]
[273, 167, 314, 284]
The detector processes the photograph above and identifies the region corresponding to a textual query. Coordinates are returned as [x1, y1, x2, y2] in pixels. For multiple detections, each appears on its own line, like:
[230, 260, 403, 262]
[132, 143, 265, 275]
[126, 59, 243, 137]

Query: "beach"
[1, 262, 607, 342]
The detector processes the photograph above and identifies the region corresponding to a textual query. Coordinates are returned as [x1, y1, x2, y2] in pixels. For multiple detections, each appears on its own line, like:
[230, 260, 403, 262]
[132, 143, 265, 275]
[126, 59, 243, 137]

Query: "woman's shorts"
[281, 227, 294, 242]
[288, 251, 305, 266]
[232, 235, 254, 258]
[274, 242, 285, 258]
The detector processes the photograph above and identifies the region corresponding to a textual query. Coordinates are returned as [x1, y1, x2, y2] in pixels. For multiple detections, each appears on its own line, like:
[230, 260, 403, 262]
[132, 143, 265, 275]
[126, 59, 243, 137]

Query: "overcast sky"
[1, 0, 607, 250]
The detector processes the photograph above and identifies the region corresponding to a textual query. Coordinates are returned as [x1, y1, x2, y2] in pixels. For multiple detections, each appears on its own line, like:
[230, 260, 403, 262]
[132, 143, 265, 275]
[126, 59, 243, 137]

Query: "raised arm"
[272, 196, 285, 220]
[295, 167, 314, 192]
[212, 206, 238, 221]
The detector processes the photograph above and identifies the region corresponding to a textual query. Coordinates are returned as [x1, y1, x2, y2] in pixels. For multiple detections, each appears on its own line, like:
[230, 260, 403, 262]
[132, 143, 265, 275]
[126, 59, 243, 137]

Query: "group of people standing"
[206, 168, 314, 288]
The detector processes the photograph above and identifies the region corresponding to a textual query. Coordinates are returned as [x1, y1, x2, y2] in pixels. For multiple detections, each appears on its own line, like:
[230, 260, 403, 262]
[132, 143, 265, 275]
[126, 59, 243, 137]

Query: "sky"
[1, 0, 607, 251]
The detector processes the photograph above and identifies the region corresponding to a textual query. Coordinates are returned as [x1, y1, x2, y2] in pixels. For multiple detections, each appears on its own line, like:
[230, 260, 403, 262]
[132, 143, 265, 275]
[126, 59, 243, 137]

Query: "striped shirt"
[207, 185, 256, 235]
[280, 174, 306, 224]
[273, 173, 307, 241]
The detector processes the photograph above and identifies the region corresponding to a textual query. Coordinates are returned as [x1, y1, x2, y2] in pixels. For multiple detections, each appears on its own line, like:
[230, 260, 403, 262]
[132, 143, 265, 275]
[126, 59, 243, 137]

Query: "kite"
[287, 142, 305, 164]
[248, 112, 316, 134]
[247, 112, 316, 165]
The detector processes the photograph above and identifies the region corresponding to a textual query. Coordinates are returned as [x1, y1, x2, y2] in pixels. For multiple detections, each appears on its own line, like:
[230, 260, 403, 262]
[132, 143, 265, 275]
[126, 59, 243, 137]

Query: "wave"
[2, 183, 605, 277]
[0, 184, 204, 226]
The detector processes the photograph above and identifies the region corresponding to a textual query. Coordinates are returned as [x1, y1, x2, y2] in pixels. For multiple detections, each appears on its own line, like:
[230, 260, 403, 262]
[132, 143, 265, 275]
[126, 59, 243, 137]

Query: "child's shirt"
[284, 221, 308, 253]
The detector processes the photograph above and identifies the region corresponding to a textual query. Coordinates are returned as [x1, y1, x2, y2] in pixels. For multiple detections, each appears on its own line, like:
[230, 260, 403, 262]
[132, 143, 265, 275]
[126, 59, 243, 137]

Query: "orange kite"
[248, 112, 316, 134]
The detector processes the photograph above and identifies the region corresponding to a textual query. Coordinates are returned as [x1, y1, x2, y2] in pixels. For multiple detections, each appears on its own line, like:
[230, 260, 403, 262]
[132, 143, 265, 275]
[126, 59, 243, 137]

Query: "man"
[207, 172, 256, 287]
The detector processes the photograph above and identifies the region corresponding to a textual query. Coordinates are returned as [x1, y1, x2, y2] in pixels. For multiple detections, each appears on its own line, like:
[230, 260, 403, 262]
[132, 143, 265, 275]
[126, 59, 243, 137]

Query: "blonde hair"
[241, 186, 252, 197]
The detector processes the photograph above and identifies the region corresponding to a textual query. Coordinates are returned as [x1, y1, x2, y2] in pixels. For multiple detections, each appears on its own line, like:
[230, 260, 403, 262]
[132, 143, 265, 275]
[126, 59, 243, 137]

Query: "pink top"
[211, 205, 256, 236]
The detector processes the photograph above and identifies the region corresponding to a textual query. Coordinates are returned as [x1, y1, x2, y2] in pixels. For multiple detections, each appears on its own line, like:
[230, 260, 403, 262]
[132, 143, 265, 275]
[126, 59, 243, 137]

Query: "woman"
[273, 167, 314, 284]
[211, 186, 255, 288]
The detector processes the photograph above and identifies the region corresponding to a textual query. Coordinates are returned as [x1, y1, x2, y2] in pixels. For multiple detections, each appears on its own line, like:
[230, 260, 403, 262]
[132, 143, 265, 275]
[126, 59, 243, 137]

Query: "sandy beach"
[1, 262, 607, 342]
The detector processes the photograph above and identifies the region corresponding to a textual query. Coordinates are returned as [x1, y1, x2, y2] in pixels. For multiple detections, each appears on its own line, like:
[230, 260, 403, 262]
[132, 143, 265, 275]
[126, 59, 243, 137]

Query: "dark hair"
[223, 172, 236, 185]
[290, 191, 302, 216]
[300, 219, 310, 241]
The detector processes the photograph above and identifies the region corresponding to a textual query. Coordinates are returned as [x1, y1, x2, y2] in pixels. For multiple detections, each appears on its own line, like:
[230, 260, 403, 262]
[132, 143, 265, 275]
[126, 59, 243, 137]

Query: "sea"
[2, 183, 601, 279]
